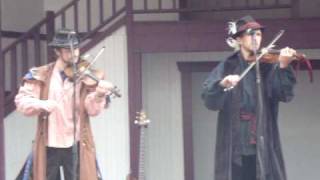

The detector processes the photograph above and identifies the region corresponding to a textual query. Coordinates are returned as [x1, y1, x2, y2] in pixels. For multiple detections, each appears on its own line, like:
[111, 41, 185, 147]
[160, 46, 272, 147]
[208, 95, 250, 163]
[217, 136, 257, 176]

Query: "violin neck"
[266, 49, 280, 54]
[84, 71, 99, 83]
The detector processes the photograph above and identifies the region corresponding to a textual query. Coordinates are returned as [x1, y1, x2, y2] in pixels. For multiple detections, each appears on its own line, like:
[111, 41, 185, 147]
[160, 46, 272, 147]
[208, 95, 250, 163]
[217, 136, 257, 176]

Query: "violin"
[255, 48, 313, 82]
[259, 48, 307, 64]
[63, 59, 122, 98]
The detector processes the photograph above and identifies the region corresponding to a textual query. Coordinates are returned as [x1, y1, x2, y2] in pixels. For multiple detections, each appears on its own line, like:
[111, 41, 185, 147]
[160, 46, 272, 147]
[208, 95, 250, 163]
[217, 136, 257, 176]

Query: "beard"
[61, 56, 79, 66]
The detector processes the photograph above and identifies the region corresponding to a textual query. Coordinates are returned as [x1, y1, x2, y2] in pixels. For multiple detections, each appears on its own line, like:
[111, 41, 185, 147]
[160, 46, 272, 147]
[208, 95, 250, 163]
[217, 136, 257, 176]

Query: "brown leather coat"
[25, 63, 100, 180]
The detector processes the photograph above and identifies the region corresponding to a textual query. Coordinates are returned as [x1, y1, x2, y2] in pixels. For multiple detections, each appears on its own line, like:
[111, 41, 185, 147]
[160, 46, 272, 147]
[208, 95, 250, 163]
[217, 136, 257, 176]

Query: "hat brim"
[48, 42, 80, 48]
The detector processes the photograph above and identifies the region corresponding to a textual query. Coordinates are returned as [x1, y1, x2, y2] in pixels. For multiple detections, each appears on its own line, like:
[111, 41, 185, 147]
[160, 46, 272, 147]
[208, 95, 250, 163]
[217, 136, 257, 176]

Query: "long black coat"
[202, 52, 296, 180]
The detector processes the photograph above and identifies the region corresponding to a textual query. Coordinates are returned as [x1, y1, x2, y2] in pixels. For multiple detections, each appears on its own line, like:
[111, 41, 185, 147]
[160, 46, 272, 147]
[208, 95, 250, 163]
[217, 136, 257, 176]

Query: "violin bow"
[76, 46, 106, 80]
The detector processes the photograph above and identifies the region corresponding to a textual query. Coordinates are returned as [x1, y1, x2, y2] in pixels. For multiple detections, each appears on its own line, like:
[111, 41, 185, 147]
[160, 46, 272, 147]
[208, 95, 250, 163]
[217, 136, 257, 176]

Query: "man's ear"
[236, 37, 242, 45]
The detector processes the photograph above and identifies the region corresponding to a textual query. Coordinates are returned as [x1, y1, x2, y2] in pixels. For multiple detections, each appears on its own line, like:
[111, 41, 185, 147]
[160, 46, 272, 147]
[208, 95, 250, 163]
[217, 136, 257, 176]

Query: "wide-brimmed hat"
[227, 15, 265, 38]
[48, 28, 80, 48]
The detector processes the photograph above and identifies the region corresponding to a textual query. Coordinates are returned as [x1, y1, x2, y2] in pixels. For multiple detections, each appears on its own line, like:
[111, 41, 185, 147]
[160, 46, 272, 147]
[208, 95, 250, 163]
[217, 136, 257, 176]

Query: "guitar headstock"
[134, 110, 150, 127]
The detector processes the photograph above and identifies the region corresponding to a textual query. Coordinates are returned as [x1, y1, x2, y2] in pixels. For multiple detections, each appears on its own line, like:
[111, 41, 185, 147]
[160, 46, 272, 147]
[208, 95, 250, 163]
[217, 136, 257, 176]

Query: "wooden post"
[127, 0, 142, 179]
[0, 0, 6, 177]
[177, 63, 194, 180]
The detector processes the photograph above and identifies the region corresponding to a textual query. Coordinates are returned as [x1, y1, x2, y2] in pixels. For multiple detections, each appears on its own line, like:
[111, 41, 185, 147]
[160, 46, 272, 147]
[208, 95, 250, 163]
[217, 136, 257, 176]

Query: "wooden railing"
[132, 0, 294, 15]
[0, 0, 126, 116]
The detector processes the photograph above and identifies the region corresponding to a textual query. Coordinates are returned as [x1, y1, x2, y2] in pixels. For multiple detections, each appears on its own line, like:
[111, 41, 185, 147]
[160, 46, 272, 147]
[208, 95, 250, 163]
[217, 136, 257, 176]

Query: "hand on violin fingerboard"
[95, 80, 114, 97]
[278, 47, 296, 68]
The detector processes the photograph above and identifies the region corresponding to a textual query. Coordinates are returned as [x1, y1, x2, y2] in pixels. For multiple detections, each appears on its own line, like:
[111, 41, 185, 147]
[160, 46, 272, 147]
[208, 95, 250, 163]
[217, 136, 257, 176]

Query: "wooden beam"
[133, 18, 320, 53]
[1, 31, 47, 40]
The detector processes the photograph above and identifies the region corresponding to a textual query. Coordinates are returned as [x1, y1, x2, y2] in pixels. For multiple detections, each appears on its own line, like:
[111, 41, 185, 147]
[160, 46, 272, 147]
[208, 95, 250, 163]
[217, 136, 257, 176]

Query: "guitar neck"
[138, 127, 146, 180]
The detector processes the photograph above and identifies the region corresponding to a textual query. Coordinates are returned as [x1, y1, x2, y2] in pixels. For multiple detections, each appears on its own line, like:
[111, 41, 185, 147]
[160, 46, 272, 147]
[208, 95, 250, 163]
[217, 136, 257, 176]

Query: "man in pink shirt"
[15, 29, 113, 180]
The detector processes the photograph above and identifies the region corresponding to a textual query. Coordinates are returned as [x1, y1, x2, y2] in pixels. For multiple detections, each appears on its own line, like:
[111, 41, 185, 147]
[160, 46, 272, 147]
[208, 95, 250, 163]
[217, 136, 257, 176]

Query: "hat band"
[238, 22, 263, 32]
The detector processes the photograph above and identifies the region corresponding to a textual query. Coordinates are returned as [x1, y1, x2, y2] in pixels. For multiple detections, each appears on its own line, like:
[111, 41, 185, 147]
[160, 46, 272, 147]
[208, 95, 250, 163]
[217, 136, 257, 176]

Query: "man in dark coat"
[201, 15, 297, 180]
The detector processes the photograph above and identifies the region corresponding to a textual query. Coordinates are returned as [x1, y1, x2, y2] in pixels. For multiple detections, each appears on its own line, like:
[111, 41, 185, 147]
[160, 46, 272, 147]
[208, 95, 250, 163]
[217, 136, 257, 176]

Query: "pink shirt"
[15, 65, 106, 148]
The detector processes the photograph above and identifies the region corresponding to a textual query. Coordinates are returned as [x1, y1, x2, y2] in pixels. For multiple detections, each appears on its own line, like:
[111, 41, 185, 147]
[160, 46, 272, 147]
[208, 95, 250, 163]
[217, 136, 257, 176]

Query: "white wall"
[278, 70, 320, 180]
[88, 26, 130, 180]
[192, 72, 217, 180]
[4, 113, 37, 180]
[2, 0, 44, 31]
[1, 0, 44, 49]
[142, 54, 184, 180]
[4, 26, 130, 180]
[141, 51, 229, 180]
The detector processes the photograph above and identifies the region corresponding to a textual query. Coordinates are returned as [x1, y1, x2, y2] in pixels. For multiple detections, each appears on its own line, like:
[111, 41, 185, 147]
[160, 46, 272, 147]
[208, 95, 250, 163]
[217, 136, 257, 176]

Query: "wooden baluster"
[87, 0, 92, 32]
[231, 0, 236, 7]
[112, 0, 116, 15]
[158, 0, 162, 10]
[21, 40, 28, 75]
[34, 28, 41, 66]
[10, 47, 17, 93]
[173, 0, 177, 9]
[74, 3, 79, 32]
[46, 11, 55, 64]
[245, 0, 250, 7]
[291, 0, 300, 18]
[61, 12, 66, 28]
[99, 0, 104, 23]
[144, 0, 148, 10]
